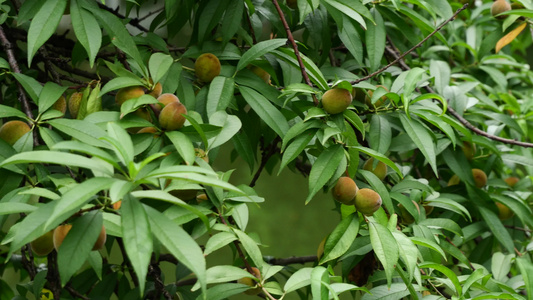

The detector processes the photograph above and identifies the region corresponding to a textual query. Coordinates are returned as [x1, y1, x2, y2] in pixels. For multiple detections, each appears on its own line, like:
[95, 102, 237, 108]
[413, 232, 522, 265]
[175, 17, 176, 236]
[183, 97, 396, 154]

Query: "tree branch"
[272, 0, 318, 105]
[264, 255, 317, 265]
[385, 22, 533, 148]
[352, 3, 469, 85]
[96, 2, 149, 32]
[250, 136, 280, 187]
[0, 26, 34, 120]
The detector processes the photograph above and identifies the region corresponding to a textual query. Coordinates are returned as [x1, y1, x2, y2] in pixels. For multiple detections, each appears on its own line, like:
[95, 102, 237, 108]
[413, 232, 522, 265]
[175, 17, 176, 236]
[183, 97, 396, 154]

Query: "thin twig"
[271, 0, 318, 105]
[352, 3, 469, 85]
[244, 3, 257, 44]
[138, 7, 164, 22]
[96, 2, 149, 32]
[0, 26, 34, 120]
[265, 255, 317, 265]
[65, 285, 90, 300]
[504, 225, 533, 233]
[385, 24, 533, 148]
[250, 137, 280, 187]
[20, 245, 36, 279]
[218, 214, 254, 274]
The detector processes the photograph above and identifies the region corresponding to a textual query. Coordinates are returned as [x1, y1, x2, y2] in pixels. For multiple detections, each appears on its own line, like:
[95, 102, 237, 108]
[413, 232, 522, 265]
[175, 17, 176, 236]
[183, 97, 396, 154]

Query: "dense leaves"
[0, 0, 532, 299]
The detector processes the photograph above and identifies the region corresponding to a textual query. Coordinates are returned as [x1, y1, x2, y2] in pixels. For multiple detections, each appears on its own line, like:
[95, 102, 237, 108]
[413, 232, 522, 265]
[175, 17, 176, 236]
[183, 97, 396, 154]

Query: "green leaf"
[360, 170, 393, 216]
[320, 214, 359, 264]
[284, 267, 313, 293]
[272, 48, 329, 90]
[418, 218, 463, 237]
[419, 262, 462, 295]
[0, 104, 29, 119]
[27, 0, 67, 66]
[239, 86, 289, 137]
[235, 39, 287, 72]
[368, 115, 391, 155]
[343, 110, 365, 140]
[206, 76, 235, 117]
[306, 145, 344, 204]
[278, 130, 314, 175]
[58, 211, 103, 285]
[196, 266, 254, 287]
[311, 266, 329, 300]
[48, 118, 108, 148]
[145, 205, 207, 296]
[478, 206, 515, 254]
[501, 154, 533, 167]
[38, 82, 68, 113]
[351, 146, 402, 178]
[361, 283, 417, 300]
[166, 131, 196, 166]
[131, 190, 209, 228]
[399, 114, 438, 176]
[12, 73, 42, 102]
[148, 53, 174, 85]
[147, 169, 242, 194]
[70, 0, 101, 68]
[392, 231, 418, 283]
[232, 132, 255, 174]
[5, 178, 113, 254]
[104, 122, 134, 168]
[221, 0, 244, 45]
[233, 229, 264, 270]
[410, 236, 446, 260]
[88, 7, 147, 76]
[99, 77, 144, 97]
[517, 257, 533, 298]
[366, 9, 386, 71]
[369, 220, 399, 288]
[121, 195, 152, 295]
[204, 232, 238, 256]
[208, 111, 242, 150]
[0, 150, 112, 176]
[196, 283, 251, 300]
[0, 202, 37, 215]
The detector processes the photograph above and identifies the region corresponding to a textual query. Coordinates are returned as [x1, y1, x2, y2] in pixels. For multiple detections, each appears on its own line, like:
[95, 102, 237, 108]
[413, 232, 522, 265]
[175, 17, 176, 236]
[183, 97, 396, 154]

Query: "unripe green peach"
[496, 202, 514, 220]
[30, 231, 54, 257]
[365, 85, 388, 107]
[195, 53, 221, 83]
[53, 96, 67, 115]
[68, 92, 83, 119]
[317, 237, 326, 260]
[53, 224, 106, 251]
[491, 0, 511, 19]
[153, 93, 180, 115]
[286, 0, 298, 9]
[504, 176, 519, 188]
[353, 88, 366, 103]
[332, 176, 358, 205]
[462, 141, 476, 160]
[196, 193, 208, 203]
[321, 88, 352, 114]
[195, 148, 209, 163]
[113, 200, 122, 210]
[137, 127, 159, 134]
[398, 201, 419, 225]
[472, 168, 487, 188]
[0, 120, 31, 145]
[249, 65, 271, 84]
[237, 267, 262, 295]
[423, 204, 434, 215]
[115, 86, 145, 106]
[159, 101, 187, 131]
[447, 174, 460, 186]
[354, 188, 382, 216]
[363, 158, 387, 181]
[148, 82, 163, 98]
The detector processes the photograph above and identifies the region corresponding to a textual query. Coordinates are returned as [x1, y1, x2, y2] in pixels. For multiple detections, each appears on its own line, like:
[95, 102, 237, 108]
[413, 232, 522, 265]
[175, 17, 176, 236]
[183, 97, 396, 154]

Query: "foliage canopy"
[0, 0, 533, 299]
